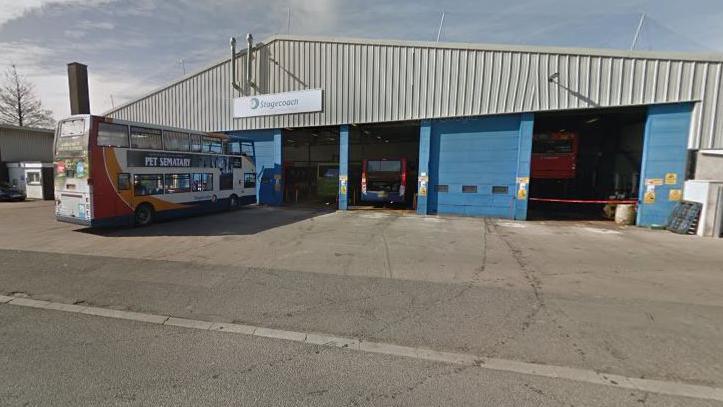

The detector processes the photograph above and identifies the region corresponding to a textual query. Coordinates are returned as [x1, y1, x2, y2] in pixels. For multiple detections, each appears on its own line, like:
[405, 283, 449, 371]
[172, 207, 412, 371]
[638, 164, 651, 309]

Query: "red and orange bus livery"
[54, 115, 256, 227]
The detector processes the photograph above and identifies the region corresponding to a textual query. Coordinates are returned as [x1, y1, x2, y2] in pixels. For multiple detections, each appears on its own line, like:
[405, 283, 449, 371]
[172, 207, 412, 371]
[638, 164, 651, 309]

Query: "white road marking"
[2, 297, 722, 402]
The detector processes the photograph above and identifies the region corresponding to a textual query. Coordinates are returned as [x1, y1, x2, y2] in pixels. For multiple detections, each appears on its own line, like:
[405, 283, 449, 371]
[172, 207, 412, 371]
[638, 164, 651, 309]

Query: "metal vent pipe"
[230, 37, 242, 92]
[246, 33, 254, 95]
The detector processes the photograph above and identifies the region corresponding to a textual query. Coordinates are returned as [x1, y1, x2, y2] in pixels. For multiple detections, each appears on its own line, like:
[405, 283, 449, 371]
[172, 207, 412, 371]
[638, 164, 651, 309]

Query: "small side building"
[0, 124, 55, 200]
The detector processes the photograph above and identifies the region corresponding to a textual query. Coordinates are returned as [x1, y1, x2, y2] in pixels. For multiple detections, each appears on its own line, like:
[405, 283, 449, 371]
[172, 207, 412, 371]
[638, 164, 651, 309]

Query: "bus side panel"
[91, 143, 134, 225]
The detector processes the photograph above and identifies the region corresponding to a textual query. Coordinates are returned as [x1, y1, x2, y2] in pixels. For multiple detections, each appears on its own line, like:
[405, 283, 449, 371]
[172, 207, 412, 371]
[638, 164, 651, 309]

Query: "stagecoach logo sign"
[233, 89, 323, 118]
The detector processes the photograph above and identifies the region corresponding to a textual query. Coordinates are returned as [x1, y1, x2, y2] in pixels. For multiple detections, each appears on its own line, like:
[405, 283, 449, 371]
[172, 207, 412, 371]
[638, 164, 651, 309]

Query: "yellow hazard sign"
[644, 190, 656, 204]
[665, 173, 678, 185]
[418, 176, 428, 197]
[669, 189, 682, 201]
[517, 186, 528, 200]
[339, 175, 348, 195]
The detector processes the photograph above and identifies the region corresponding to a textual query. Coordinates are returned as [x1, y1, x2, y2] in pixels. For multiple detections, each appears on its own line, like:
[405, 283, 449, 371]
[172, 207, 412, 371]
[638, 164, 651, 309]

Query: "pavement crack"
[370, 219, 490, 338]
[380, 233, 393, 279]
[343, 365, 471, 406]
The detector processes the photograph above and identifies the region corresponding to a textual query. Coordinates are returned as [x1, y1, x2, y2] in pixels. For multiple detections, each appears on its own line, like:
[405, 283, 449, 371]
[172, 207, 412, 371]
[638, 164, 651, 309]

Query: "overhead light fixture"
[384, 140, 390, 143]
[586, 117, 600, 124]
[288, 139, 296, 143]
[376, 136, 382, 140]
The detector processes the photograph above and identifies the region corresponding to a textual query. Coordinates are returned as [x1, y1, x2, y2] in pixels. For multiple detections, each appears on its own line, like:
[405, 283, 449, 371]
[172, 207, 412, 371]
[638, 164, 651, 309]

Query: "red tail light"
[400, 159, 407, 197]
[361, 160, 367, 193]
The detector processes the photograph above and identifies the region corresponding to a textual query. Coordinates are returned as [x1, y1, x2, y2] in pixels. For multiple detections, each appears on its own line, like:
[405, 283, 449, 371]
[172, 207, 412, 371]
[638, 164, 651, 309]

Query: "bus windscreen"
[366, 160, 401, 173]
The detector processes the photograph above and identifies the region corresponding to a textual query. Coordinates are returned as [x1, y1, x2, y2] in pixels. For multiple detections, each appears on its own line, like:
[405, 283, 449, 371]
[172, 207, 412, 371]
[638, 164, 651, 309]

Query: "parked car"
[0, 182, 26, 201]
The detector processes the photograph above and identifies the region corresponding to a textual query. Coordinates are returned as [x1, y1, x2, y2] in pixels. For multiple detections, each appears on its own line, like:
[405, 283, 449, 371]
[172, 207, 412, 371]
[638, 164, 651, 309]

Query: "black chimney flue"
[67, 62, 90, 115]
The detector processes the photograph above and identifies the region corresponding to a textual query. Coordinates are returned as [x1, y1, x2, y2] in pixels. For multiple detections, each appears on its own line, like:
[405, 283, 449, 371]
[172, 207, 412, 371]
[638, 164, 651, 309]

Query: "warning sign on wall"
[517, 181, 528, 200]
[669, 189, 682, 201]
[644, 185, 656, 204]
[418, 175, 428, 197]
[665, 173, 678, 185]
[339, 175, 348, 195]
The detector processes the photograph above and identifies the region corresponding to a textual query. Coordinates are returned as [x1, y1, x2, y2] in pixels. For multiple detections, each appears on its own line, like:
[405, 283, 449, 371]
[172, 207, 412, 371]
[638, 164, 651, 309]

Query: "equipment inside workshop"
[348, 121, 420, 210]
[282, 126, 340, 208]
[528, 107, 646, 221]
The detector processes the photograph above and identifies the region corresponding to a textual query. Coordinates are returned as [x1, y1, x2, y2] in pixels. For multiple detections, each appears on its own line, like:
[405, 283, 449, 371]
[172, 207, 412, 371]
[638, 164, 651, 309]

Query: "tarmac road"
[1, 304, 719, 407]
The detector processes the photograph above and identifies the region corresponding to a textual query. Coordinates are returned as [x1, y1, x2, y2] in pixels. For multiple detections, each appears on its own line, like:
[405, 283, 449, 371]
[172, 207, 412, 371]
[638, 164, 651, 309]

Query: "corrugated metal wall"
[106, 36, 723, 149]
[0, 126, 54, 162]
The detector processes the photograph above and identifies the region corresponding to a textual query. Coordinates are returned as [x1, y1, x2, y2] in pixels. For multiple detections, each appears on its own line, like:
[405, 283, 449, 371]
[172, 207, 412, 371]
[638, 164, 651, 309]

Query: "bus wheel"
[228, 194, 239, 210]
[134, 204, 154, 226]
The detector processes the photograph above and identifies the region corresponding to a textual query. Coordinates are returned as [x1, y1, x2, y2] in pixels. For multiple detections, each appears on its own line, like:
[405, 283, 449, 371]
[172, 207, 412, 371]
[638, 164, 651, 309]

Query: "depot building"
[105, 35, 723, 236]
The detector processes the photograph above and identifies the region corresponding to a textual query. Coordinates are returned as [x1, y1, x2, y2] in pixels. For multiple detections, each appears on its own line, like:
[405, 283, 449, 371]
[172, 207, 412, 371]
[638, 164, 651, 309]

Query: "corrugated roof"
[105, 34, 723, 117]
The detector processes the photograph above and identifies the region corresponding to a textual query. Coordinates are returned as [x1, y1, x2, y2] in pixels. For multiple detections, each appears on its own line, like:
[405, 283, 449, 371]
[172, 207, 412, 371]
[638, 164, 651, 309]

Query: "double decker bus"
[53, 115, 256, 227]
[361, 158, 407, 204]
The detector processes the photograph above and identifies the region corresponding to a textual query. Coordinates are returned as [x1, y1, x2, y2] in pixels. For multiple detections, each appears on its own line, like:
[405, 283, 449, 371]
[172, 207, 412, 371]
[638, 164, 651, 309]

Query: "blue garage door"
[428, 114, 531, 218]
[637, 103, 693, 226]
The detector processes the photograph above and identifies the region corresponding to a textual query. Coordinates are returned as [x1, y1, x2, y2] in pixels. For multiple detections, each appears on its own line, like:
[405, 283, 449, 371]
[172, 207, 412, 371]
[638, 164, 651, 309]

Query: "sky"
[0, 0, 722, 123]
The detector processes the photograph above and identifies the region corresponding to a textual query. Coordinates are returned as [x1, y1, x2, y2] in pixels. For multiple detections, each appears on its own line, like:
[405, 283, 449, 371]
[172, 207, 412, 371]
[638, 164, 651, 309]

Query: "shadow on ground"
[77, 206, 333, 237]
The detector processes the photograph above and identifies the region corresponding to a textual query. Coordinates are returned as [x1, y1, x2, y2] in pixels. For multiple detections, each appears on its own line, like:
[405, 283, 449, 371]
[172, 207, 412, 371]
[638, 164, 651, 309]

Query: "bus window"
[227, 141, 242, 155]
[97, 122, 129, 147]
[164, 131, 190, 152]
[130, 127, 163, 150]
[192, 173, 213, 191]
[134, 174, 164, 196]
[241, 142, 254, 157]
[118, 173, 130, 190]
[202, 137, 222, 154]
[532, 139, 573, 154]
[190, 134, 202, 152]
[244, 173, 256, 188]
[367, 160, 401, 173]
[164, 174, 191, 194]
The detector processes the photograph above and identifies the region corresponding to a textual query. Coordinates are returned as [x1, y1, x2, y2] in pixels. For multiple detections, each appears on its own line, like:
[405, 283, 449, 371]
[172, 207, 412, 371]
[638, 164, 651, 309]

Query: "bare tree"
[0, 65, 55, 128]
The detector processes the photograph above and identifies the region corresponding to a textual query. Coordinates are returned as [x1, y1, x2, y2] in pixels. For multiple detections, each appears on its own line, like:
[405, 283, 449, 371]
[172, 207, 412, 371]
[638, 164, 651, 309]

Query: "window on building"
[133, 174, 164, 196]
[163, 131, 190, 152]
[435, 184, 448, 193]
[130, 127, 163, 150]
[164, 173, 191, 194]
[492, 186, 509, 194]
[244, 173, 256, 188]
[192, 173, 213, 192]
[202, 137, 223, 154]
[97, 122, 129, 147]
[118, 173, 130, 190]
[190, 134, 202, 152]
[462, 185, 478, 193]
[26, 172, 41, 185]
